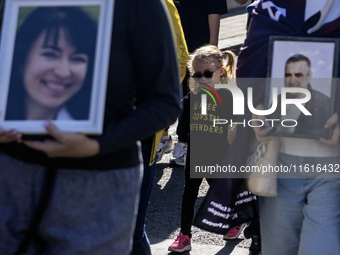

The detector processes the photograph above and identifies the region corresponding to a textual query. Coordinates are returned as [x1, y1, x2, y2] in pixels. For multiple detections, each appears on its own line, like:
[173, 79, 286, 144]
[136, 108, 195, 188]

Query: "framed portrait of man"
[0, 0, 114, 134]
[265, 36, 339, 139]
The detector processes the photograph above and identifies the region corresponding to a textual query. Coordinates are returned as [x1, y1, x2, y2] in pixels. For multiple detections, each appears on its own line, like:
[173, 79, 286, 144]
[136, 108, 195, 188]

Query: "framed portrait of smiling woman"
[0, 0, 114, 134]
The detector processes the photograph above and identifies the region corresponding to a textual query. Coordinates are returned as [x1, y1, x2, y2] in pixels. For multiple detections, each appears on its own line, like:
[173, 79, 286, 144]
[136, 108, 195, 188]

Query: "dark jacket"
[270, 85, 331, 138]
[294, 89, 331, 136]
[0, 0, 181, 170]
[224, 0, 340, 170]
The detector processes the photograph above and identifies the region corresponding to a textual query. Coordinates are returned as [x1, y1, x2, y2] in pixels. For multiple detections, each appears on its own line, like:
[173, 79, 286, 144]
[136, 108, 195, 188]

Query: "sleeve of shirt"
[164, 0, 189, 83]
[96, 0, 181, 156]
[207, 0, 228, 15]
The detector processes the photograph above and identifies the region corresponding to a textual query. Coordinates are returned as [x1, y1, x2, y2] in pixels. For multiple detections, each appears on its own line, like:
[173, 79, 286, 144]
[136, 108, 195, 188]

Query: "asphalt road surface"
[145, 124, 251, 255]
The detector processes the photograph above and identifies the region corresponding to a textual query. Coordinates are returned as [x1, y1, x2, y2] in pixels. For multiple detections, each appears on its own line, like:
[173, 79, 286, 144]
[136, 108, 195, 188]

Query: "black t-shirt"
[190, 88, 233, 167]
[174, 0, 228, 52]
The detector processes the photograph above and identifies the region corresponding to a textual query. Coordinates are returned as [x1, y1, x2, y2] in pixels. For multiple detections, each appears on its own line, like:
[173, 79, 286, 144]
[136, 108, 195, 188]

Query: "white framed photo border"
[0, 0, 114, 134]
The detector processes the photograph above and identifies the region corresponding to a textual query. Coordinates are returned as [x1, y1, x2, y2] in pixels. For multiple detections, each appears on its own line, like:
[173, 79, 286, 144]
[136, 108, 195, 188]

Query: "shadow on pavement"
[146, 162, 186, 242]
[146, 161, 250, 255]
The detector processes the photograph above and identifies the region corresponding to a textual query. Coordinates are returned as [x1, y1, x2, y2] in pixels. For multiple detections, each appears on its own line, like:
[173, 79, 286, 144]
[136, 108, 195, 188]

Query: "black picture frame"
[265, 36, 339, 139]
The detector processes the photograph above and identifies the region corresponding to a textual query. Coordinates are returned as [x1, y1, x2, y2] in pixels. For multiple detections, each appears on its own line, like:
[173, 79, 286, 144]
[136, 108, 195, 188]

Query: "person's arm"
[164, 0, 189, 83]
[234, 0, 249, 5]
[207, 0, 228, 46]
[95, 0, 181, 156]
[317, 113, 339, 147]
[251, 104, 275, 142]
[208, 13, 221, 46]
[23, 122, 99, 158]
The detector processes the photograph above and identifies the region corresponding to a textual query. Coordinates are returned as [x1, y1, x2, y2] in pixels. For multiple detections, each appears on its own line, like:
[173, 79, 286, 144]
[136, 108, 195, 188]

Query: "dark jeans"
[131, 137, 156, 255]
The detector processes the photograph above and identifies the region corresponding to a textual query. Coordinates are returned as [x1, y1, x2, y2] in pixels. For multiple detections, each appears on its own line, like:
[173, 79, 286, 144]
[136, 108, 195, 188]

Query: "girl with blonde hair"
[188, 45, 236, 94]
[169, 45, 239, 253]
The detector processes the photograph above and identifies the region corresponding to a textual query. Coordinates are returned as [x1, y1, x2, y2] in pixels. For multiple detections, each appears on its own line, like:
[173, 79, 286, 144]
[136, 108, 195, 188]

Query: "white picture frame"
[0, 0, 114, 134]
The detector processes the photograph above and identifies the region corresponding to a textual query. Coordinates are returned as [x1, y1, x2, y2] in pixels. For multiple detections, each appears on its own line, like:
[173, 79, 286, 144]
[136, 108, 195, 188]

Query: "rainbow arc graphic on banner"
[197, 83, 222, 106]
[197, 82, 223, 115]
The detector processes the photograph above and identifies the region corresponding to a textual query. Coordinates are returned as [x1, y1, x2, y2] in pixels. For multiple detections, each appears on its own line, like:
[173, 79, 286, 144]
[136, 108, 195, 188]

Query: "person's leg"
[259, 177, 306, 255]
[244, 218, 262, 254]
[131, 138, 156, 255]
[168, 144, 201, 252]
[298, 175, 340, 254]
[276, 154, 340, 255]
[180, 145, 202, 236]
[40, 165, 142, 255]
[0, 153, 46, 255]
[130, 164, 155, 255]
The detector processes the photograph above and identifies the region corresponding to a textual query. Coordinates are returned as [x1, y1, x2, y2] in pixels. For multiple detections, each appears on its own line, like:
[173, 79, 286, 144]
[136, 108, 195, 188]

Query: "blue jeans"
[0, 152, 142, 255]
[259, 153, 340, 255]
[131, 138, 156, 255]
[130, 162, 155, 255]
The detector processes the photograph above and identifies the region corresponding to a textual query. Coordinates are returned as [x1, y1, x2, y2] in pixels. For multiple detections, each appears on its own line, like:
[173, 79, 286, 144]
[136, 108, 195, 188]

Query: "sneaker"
[249, 235, 262, 255]
[168, 233, 191, 253]
[244, 219, 260, 239]
[156, 136, 174, 162]
[172, 143, 187, 166]
[223, 223, 247, 240]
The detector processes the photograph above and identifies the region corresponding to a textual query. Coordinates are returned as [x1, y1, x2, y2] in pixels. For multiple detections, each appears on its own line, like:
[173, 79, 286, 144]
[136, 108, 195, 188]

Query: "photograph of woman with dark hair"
[0, 0, 181, 254]
[5, 6, 97, 121]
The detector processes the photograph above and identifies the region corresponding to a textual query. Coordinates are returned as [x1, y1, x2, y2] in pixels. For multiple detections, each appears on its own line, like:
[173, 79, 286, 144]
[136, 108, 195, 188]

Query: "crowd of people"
[0, 0, 339, 255]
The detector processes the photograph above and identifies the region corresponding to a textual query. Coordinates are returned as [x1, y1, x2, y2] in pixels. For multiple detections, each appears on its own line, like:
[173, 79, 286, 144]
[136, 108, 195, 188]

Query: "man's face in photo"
[284, 60, 311, 98]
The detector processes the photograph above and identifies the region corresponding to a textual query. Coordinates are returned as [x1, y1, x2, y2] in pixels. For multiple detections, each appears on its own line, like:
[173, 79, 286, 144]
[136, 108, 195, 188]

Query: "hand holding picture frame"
[265, 36, 339, 139]
[0, 0, 114, 134]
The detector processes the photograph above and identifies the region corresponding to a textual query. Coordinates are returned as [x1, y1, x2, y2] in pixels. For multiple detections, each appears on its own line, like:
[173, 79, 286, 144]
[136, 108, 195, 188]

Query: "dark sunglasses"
[191, 69, 219, 79]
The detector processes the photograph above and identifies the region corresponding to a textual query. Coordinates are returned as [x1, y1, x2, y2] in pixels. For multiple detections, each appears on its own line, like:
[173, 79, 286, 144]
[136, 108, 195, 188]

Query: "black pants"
[180, 136, 212, 237]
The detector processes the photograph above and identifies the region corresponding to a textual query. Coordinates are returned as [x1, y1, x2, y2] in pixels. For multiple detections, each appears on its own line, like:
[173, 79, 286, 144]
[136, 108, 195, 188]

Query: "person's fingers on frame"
[23, 140, 46, 152]
[333, 123, 340, 144]
[22, 122, 60, 151]
[0, 128, 6, 142]
[325, 113, 338, 129]
[331, 123, 340, 145]
[318, 123, 340, 147]
[11, 133, 21, 143]
[0, 129, 21, 143]
[8, 129, 22, 142]
[43, 121, 65, 142]
[23, 139, 61, 157]
[40, 140, 64, 158]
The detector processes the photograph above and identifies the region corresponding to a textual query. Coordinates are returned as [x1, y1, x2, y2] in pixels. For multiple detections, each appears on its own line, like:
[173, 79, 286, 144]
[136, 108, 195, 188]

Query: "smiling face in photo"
[23, 28, 88, 111]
